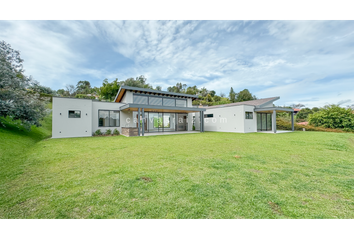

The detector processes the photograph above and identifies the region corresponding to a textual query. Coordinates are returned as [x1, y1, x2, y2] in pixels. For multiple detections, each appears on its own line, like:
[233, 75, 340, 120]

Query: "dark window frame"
[98, 110, 120, 127]
[204, 114, 214, 118]
[68, 110, 81, 118]
[245, 112, 253, 119]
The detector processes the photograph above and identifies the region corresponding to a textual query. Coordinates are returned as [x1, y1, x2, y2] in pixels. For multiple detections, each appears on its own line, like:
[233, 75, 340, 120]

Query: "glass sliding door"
[257, 113, 262, 131]
[267, 113, 272, 131]
[257, 113, 272, 131]
[163, 113, 176, 132]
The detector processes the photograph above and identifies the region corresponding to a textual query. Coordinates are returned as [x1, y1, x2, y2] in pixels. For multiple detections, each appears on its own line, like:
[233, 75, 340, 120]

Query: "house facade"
[193, 97, 294, 133]
[52, 86, 206, 138]
[52, 86, 294, 138]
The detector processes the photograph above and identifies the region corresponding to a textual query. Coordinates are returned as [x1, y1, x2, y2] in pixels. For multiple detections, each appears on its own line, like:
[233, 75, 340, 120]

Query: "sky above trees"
[1, 20, 353, 108]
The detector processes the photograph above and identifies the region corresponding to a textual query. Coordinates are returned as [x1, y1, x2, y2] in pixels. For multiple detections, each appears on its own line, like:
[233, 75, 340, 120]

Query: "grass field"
[1, 113, 354, 218]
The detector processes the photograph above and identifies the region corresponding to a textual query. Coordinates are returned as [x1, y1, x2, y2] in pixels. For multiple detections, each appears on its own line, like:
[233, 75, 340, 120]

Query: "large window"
[245, 112, 253, 119]
[163, 98, 175, 106]
[149, 97, 162, 106]
[99, 110, 120, 127]
[204, 114, 213, 118]
[133, 95, 148, 104]
[176, 99, 187, 107]
[68, 110, 81, 118]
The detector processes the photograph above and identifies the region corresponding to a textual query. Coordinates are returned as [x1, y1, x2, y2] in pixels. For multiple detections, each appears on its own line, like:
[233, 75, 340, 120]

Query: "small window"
[163, 98, 175, 106]
[149, 97, 162, 106]
[133, 94, 148, 104]
[68, 110, 81, 118]
[204, 114, 213, 118]
[245, 112, 253, 119]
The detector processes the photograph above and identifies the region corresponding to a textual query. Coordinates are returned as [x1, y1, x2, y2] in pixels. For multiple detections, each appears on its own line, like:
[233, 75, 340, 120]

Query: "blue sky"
[1, 20, 354, 107]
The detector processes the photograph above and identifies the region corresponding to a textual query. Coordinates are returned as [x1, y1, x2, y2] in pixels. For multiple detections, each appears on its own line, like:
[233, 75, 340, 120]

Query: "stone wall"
[121, 127, 139, 137]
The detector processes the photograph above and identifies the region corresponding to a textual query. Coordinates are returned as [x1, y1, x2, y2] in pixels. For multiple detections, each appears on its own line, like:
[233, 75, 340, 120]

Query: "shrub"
[277, 118, 354, 133]
[105, 129, 112, 135]
[308, 105, 354, 130]
[94, 129, 102, 136]
[113, 128, 120, 135]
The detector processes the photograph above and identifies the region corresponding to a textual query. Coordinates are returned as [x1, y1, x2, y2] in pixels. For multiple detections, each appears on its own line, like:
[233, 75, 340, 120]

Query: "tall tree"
[120, 75, 153, 89]
[65, 84, 76, 97]
[236, 89, 256, 102]
[76, 80, 91, 94]
[229, 87, 236, 103]
[99, 78, 120, 101]
[0, 41, 47, 129]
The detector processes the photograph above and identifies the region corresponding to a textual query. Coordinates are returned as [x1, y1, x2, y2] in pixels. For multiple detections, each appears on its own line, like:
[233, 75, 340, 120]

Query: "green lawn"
[1, 117, 354, 218]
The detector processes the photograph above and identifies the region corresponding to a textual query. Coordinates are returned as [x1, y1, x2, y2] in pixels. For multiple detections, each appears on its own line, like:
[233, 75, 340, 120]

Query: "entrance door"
[257, 113, 272, 131]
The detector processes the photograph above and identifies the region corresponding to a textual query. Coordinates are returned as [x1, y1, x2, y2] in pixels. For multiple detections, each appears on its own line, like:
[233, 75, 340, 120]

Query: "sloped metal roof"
[205, 97, 280, 109]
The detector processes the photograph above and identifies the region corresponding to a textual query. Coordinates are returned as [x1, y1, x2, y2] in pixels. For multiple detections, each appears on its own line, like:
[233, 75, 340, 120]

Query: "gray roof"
[205, 97, 280, 109]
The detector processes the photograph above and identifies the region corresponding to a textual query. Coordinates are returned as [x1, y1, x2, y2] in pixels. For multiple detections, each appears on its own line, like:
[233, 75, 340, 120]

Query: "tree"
[290, 103, 305, 109]
[308, 105, 354, 130]
[296, 108, 313, 121]
[65, 84, 76, 97]
[76, 80, 91, 94]
[167, 82, 187, 93]
[119, 75, 153, 89]
[209, 90, 216, 97]
[199, 87, 209, 97]
[155, 86, 162, 91]
[99, 78, 120, 101]
[236, 89, 256, 102]
[0, 41, 47, 129]
[229, 87, 236, 103]
[206, 94, 213, 102]
[186, 86, 199, 95]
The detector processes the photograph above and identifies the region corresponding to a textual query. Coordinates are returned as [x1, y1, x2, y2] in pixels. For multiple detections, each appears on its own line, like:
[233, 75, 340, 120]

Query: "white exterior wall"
[203, 105, 257, 133]
[52, 98, 93, 138]
[92, 101, 125, 134]
[243, 105, 257, 133]
[260, 102, 274, 108]
[187, 98, 192, 107]
[203, 106, 244, 133]
[121, 91, 133, 103]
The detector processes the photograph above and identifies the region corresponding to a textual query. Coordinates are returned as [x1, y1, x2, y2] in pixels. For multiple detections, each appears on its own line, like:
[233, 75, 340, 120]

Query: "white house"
[52, 86, 294, 138]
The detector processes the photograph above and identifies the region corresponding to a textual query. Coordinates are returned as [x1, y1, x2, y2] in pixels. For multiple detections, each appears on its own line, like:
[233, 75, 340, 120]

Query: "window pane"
[133, 95, 148, 104]
[204, 114, 213, 118]
[176, 99, 186, 107]
[163, 98, 175, 106]
[68, 110, 81, 118]
[149, 97, 162, 106]
[110, 111, 120, 127]
[99, 110, 109, 127]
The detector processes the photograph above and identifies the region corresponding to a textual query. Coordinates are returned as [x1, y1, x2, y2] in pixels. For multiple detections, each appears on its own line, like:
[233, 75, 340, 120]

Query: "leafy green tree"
[155, 86, 162, 91]
[167, 82, 187, 93]
[312, 107, 320, 112]
[213, 95, 221, 102]
[206, 94, 213, 102]
[199, 87, 209, 97]
[229, 87, 236, 103]
[209, 90, 216, 97]
[76, 80, 91, 94]
[308, 105, 354, 130]
[236, 89, 257, 102]
[65, 84, 76, 97]
[0, 41, 47, 129]
[296, 108, 313, 121]
[119, 75, 152, 89]
[186, 85, 199, 95]
[99, 78, 120, 101]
